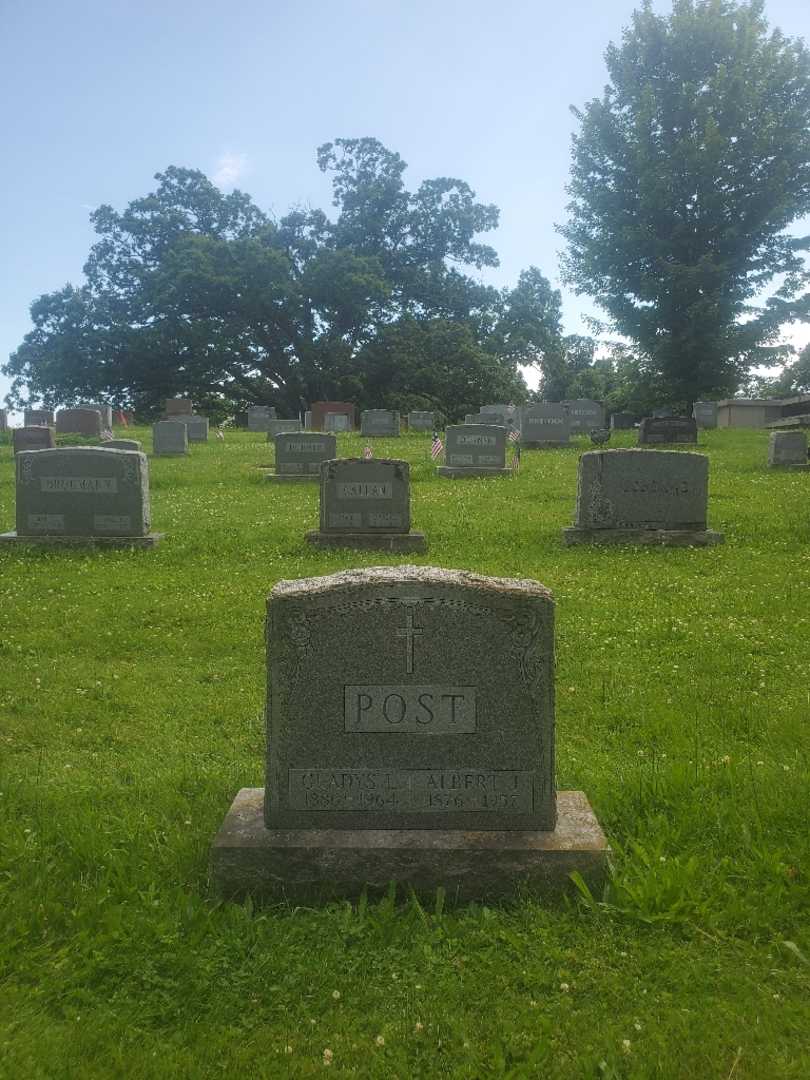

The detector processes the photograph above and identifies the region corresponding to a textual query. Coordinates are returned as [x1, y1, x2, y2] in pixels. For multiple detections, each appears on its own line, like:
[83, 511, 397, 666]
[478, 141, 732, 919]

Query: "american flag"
[511, 442, 521, 474]
[216, 428, 225, 441]
[363, 445, 373, 459]
[100, 429, 113, 441]
[508, 425, 521, 443]
[116, 410, 129, 427]
[431, 431, 443, 460]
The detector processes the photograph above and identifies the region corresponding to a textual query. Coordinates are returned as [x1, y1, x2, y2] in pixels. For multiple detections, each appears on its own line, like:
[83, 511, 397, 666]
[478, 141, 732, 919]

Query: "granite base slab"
[209, 788, 608, 903]
[768, 463, 810, 471]
[265, 472, 319, 482]
[305, 530, 427, 552]
[436, 466, 511, 478]
[563, 527, 724, 547]
[0, 531, 164, 549]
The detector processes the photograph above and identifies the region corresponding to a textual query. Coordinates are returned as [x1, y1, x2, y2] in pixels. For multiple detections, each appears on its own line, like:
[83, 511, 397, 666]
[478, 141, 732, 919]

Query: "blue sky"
[2, 0, 809, 412]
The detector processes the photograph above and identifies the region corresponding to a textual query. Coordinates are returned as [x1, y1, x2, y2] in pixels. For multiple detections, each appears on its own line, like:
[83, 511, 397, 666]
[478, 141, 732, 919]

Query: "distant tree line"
[5, 0, 810, 418]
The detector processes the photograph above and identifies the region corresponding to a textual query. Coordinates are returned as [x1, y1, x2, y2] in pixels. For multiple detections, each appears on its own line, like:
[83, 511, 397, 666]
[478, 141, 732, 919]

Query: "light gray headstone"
[267, 419, 302, 438]
[264, 565, 556, 830]
[13, 427, 56, 455]
[104, 439, 142, 451]
[304, 410, 312, 430]
[444, 424, 507, 469]
[408, 411, 434, 432]
[638, 417, 697, 445]
[562, 399, 604, 433]
[24, 409, 55, 427]
[55, 408, 103, 437]
[573, 449, 709, 530]
[275, 432, 336, 475]
[153, 421, 188, 456]
[361, 409, 400, 437]
[15, 447, 151, 537]
[693, 402, 718, 429]
[171, 415, 209, 442]
[81, 403, 113, 429]
[319, 458, 411, 534]
[247, 406, 277, 432]
[324, 412, 350, 432]
[768, 430, 808, 467]
[519, 404, 570, 447]
[165, 397, 193, 416]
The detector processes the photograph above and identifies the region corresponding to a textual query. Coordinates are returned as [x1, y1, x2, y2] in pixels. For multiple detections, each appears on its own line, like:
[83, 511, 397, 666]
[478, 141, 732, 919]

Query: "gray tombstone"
[13, 427, 56, 455]
[171, 415, 209, 442]
[267, 419, 302, 438]
[24, 409, 55, 427]
[638, 417, 698, 445]
[768, 431, 809, 469]
[81, 403, 113, 429]
[610, 412, 635, 430]
[1, 447, 162, 548]
[408, 411, 435, 432]
[209, 565, 608, 901]
[55, 408, 103, 437]
[361, 410, 400, 437]
[306, 458, 426, 551]
[437, 424, 509, 478]
[561, 399, 604, 434]
[324, 412, 350, 432]
[304, 410, 312, 430]
[103, 439, 142, 451]
[165, 397, 193, 417]
[247, 406, 277, 432]
[563, 449, 723, 546]
[152, 421, 189, 456]
[268, 432, 336, 483]
[693, 402, 718, 429]
[479, 404, 517, 427]
[519, 404, 571, 448]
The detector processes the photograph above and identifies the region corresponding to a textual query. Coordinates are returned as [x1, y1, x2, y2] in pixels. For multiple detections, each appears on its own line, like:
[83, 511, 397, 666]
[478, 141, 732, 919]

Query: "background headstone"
[13, 427, 56, 455]
[610, 411, 635, 430]
[267, 419, 303, 438]
[564, 449, 723, 545]
[438, 424, 509, 476]
[304, 410, 312, 430]
[247, 406, 277, 432]
[165, 397, 193, 416]
[519, 404, 570, 448]
[81, 403, 113, 429]
[693, 402, 718, 429]
[638, 417, 698, 445]
[768, 430, 809, 468]
[24, 409, 55, 427]
[324, 412, 351, 432]
[272, 432, 336, 479]
[408, 411, 434, 431]
[153, 421, 189, 456]
[561, 399, 604, 434]
[0, 409, 7, 432]
[55, 409, 103, 437]
[311, 401, 355, 432]
[360, 409, 400, 437]
[176, 415, 209, 442]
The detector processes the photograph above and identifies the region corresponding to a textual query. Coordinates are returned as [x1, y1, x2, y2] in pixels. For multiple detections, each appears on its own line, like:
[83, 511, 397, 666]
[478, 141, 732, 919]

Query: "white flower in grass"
[332, 990, 341, 1000]
[559, 982, 570, 992]
[414, 1022, 424, 1033]
[375, 1035, 385, 1047]
[322, 1048, 333, 1065]
[622, 1039, 632, 1054]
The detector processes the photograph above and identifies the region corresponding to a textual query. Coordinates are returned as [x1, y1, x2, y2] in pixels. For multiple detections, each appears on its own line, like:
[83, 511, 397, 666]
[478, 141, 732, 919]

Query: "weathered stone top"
[271, 565, 554, 603]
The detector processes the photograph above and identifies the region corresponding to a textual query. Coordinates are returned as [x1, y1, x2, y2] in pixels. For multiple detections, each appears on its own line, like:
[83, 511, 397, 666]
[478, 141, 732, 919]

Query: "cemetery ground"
[0, 426, 809, 1079]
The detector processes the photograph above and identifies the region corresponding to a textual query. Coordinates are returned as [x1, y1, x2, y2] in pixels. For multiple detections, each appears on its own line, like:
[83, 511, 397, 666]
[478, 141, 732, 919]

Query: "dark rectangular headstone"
[638, 417, 697, 445]
[361, 410, 400, 437]
[519, 404, 570, 447]
[55, 409, 103, 437]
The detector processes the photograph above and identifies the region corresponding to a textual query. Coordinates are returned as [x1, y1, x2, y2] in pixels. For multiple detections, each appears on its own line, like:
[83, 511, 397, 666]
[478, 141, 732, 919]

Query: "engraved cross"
[397, 606, 423, 675]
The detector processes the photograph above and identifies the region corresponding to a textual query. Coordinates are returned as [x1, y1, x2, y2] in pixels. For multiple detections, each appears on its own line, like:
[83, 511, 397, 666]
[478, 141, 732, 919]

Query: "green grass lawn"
[1, 426, 809, 1078]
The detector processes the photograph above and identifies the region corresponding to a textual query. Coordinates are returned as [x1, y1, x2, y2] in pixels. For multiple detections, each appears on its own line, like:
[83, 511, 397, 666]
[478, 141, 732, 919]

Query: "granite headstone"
[693, 402, 718, 429]
[311, 401, 355, 432]
[24, 409, 55, 427]
[153, 421, 189, 456]
[408, 411, 435, 432]
[165, 397, 193, 416]
[561, 399, 604, 434]
[768, 431, 809, 469]
[519, 404, 570, 448]
[268, 432, 336, 483]
[638, 417, 698, 445]
[267, 419, 302, 438]
[610, 412, 636, 430]
[13, 427, 56, 455]
[437, 424, 509, 477]
[247, 406, 278, 432]
[360, 409, 400, 437]
[55, 408, 103, 437]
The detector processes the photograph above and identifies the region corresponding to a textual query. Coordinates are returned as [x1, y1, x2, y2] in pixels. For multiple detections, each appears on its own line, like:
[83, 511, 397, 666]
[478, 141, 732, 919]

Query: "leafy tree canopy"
[5, 140, 560, 419]
[559, 0, 810, 408]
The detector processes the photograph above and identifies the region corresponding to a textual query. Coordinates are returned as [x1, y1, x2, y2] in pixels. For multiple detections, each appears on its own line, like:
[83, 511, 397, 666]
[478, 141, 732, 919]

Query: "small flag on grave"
[363, 445, 373, 459]
[511, 442, 521, 474]
[101, 429, 113, 441]
[508, 425, 520, 443]
[431, 431, 444, 460]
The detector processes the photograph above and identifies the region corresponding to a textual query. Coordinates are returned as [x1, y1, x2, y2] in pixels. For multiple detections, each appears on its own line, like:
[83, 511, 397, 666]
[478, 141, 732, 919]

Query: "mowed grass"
[1, 426, 809, 1079]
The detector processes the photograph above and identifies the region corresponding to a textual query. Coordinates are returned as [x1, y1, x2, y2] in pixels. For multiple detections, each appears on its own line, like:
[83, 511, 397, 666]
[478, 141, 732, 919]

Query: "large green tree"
[5, 140, 559, 416]
[559, 0, 810, 408]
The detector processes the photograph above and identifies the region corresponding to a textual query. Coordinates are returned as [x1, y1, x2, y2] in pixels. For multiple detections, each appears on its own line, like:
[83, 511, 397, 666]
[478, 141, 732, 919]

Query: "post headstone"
[209, 565, 608, 901]
[13, 427, 56, 455]
[638, 417, 698, 445]
[268, 432, 336, 483]
[311, 401, 355, 432]
[23, 409, 55, 427]
[563, 449, 723, 546]
[360, 409, 400, 437]
[55, 408, 103, 437]
[1, 447, 162, 548]
[306, 458, 426, 551]
[519, 404, 571, 448]
[267, 419, 302, 438]
[437, 424, 509, 478]
[610, 412, 635, 430]
[408, 411, 435, 432]
[165, 398, 193, 417]
[247, 406, 278, 432]
[768, 431, 809, 469]
[561, 399, 605, 434]
[693, 402, 718, 429]
[152, 421, 189, 456]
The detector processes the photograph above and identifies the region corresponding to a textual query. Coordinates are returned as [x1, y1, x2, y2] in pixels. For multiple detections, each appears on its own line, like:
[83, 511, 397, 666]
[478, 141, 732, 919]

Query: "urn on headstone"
[209, 565, 608, 901]
[1, 447, 162, 548]
[306, 458, 426, 552]
[563, 449, 724, 546]
[267, 432, 336, 483]
[437, 424, 510, 477]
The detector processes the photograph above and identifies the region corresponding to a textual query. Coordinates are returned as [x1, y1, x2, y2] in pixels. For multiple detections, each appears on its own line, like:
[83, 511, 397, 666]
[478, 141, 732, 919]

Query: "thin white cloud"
[213, 152, 248, 190]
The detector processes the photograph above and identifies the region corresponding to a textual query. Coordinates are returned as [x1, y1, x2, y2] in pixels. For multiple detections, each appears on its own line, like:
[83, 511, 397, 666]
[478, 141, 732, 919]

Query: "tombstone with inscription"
[267, 432, 336, 483]
[361, 409, 400, 437]
[693, 402, 718, 429]
[561, 399, 604, 434]
[768, 431, 809, 470]
[1, 447, 162, 548]
[164, 397, 193, 417]
[23, 409, 55, 427]
[437, 424, 509, 478]
[103, 439, 142, 452]
[479, 404, 517, 428]
[610, 412, 635, 431]
[55, 408, 103, 437]
[152, 421, 189, 456]
[267, 419, 302, 438]
[306, 458, 426, 552]
[247, 406, 277, 432]
[519, 404, 571, 448]
[638, 416, 698, 445]
[209, 565, 608, 901]
[13, 427, 56, 455]
[563, 449, 723, 546]
[408, 411, 434, 432]
[311, 401, 355, 432]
